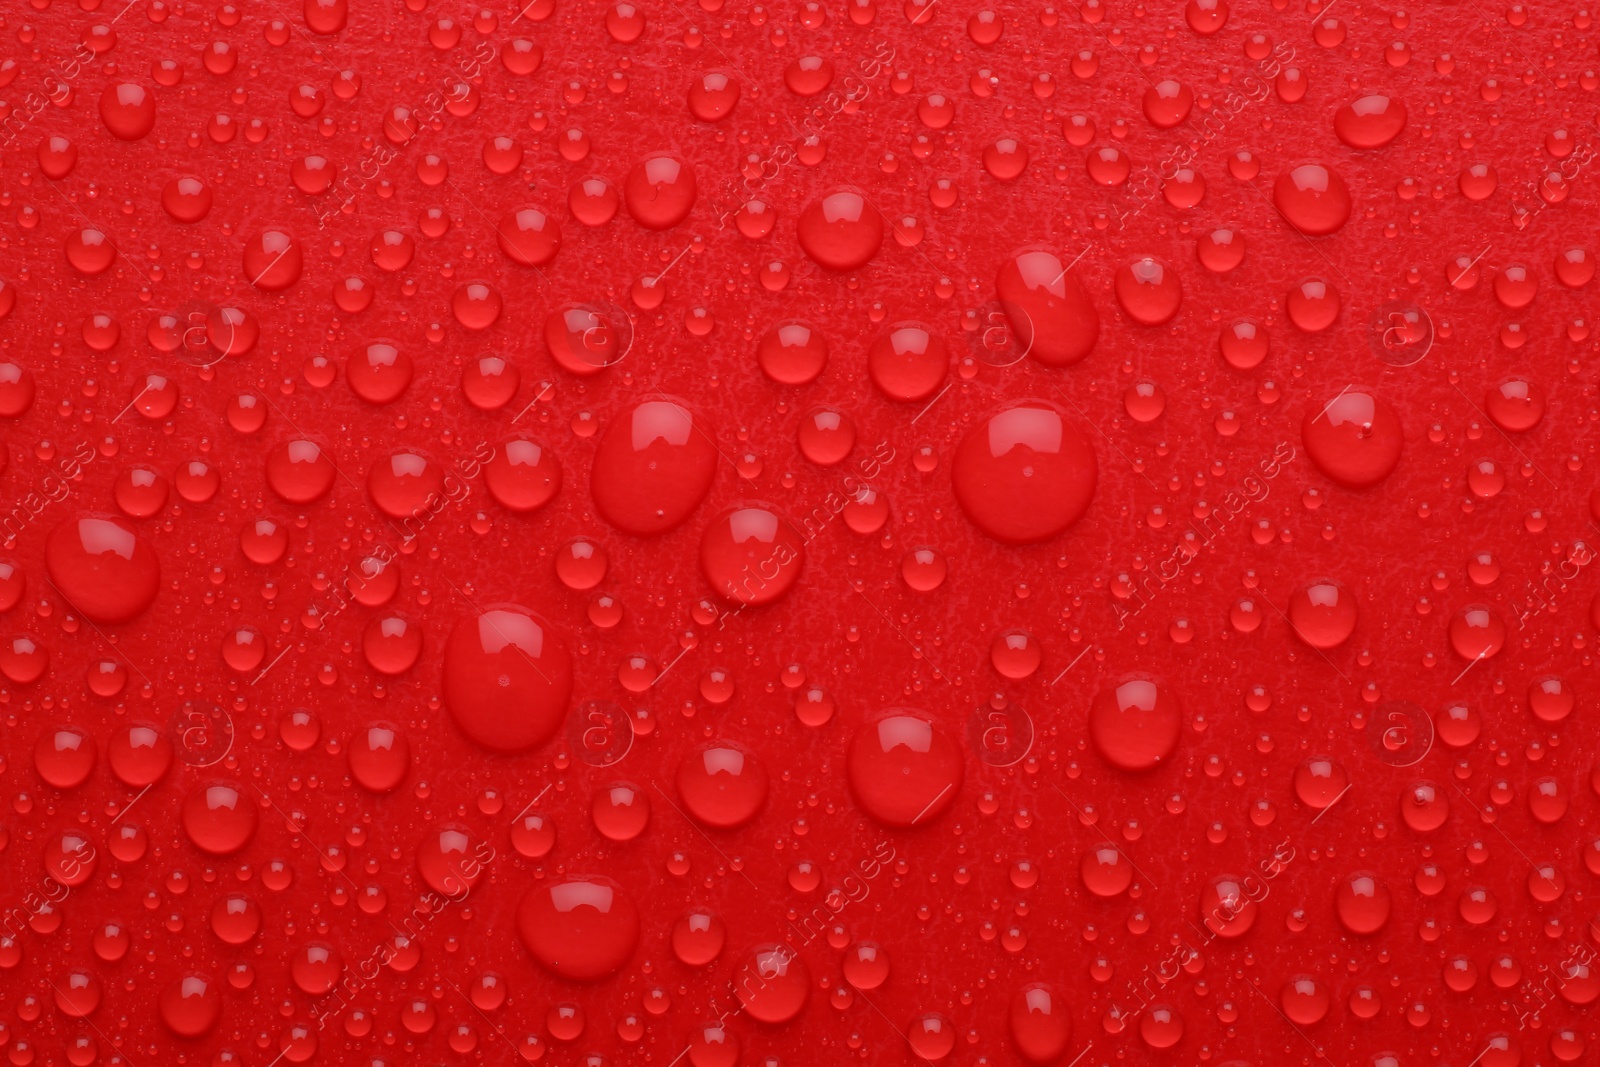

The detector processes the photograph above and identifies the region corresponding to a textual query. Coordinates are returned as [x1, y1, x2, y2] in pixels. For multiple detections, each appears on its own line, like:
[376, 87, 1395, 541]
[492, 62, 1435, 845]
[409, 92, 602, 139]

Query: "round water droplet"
[100, 82, 156, 139]
[211, 895, 262, 944]
[1302, 390, 1403, 488]
[1197, 228, 1245, 272]
[462, 354, 519, 411]
[517, 876, 639, 980]
[1485, 378, 1545, 432]
[1115, 255, 1182, 325]
[1449, 605, 1505, 661]
[0, 361, 36, 416]
[797, 190, 883, 271]
[162, 177, 213, 222]
[591, 398, 718, 535]
[452, 282, 502, 330]
[757, 322, 829, 385]
[1529, 677, 1574, 723]
[1286, 277, 1341, 332]
[159, 975, 222, 1036]
[952, 401, 1096, 544]
[35, 726, 96, 789]
[292, 942, 343, 996]
[995, 249, 1099, 367]
[347, 340, 414, 404]
[733, 945, 809, 1023]
[1200, 874, 1256, 937]
[1186, 0, 1227, 33]
[1294, 755, 1349, 810]
[699, 505, 805, 606]
[367, 451, 443, 519]
[1334, 93, 1407, 148]
[1089, 678, 1181, 771]
[45, 516, 160, 623]
[624, 154, 696, 229]
[672, 909, 726, 966]
[266, 439, 337, 503]
[1010, 984, 1071, 1063]
[443, 607, 573, 752]
[1281, 977, 1329, 1025]
[908, 1013, 956, 1061]
[512, 811, 556, 858]
[348, 723, 409, 792]
[243, 229, 303, 291]
[38, 135, 77, 179]
[1218, 319, 1269, 369]
[1273, 163, 1351, 235]
[1143, 79, 1193, 128]
[1080, 844, 1134, 897]
[65, 228, 116, 275]
[497, 207, 561, 266]
[1289, 580, 1357, 649]
[689, 71, 740, 121]
[484, 439, 562, 513]
[44, 830, 97, 885]
[418, 824, 488, 896]
[1335, 872, 1391, 933]
[305, 0, 347, 33]
[676, 742, 768, 827]
[1400, 780, 1449, 832]
[868, 323, 948, 401]
[108, 723, 171, 786]
[848, 710, 963, 827]
[182, 780, 258, 855]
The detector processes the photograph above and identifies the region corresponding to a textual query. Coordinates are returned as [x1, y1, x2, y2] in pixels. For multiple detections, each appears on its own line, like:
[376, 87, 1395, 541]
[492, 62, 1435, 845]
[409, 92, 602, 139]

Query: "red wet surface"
[2, 1, 1600, 1065]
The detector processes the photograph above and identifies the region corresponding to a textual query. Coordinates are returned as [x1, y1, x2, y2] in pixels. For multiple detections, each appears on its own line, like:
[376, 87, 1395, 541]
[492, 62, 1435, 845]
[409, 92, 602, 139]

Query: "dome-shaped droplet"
[1010, 984, 1072, 1064]
[485, 438, 562, 513]
[847, 710, 963, 827]
[1080, 844, 1134, 897]
[1273, 163, 1351, 235]
[34, 726, 96, 789]
[348, 723, 409, 792]
[107, 723, 171, 787]
[733, 945, 810, 1022]
[1114, 255, 1182, 325]
[995, 249, 1099, 367]
[497, 206, 561, 266]
[797, 190, 883, 271]
[1302, 390, 1403, 488]
[868, 323, 948, 402]
[443, 607, 573, 752]
[181, 781, 258, 855]
[1334, 93, 1407, 148]
[591, 399, 718, 536]
[159, 975, 222, 1036]
[1089, 678, 1181, 771]
[624, 154, 696, 229]
[417, 824, 488, 896]
[100, 82, 156, 140]
[757, 322, 829, 385]
[1335, 871, 1391, 933]
[1288, 580, 1357, 649]
[347, 340, 414, 404]
[44, 516, 160, 624]
[952, 402, 1096, 544]
[699, 505, 805, 606]
[265, 439, 338, 504]
[517, 876, 640, 980]
[675, 742, 768, 827]
[243, 229, 303, 291]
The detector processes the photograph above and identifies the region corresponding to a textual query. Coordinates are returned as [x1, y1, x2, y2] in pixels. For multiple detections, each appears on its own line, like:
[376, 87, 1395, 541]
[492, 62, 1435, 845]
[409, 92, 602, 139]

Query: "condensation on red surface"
[1, 0, 1600, 1065]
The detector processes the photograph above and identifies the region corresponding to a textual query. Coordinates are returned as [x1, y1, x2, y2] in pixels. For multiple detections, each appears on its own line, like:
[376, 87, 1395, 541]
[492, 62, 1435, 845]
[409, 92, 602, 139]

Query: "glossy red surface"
[1, 1, 1599, 1066]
